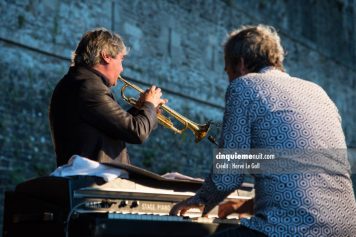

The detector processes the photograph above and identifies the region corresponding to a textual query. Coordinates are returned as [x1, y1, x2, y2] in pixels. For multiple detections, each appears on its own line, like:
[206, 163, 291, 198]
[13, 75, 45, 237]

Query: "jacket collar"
[72, 65, 111, 87]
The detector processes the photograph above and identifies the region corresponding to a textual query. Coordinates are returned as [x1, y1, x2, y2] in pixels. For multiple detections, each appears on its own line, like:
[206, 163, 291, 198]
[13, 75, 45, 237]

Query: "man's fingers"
[170, 207, 181, 216]
[218, 201, 237, 219]
[159, 98, 168, 105]
[150, 85, 157, 91]
[169, 202, 182, 216]
[218, 209, 228, 219]
[170, 197, 206, 218]
[180, 208, 188, 216]
[169, 201, 192, 216]
[147, 86, 163, 98]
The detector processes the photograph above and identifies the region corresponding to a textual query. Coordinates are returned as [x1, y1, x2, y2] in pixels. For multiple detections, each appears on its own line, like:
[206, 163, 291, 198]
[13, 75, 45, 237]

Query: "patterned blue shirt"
[194, 67, 356, 236]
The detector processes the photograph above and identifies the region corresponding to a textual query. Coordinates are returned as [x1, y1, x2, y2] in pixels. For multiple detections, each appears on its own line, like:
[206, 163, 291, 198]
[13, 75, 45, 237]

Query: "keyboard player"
[169, 24, 356, 237]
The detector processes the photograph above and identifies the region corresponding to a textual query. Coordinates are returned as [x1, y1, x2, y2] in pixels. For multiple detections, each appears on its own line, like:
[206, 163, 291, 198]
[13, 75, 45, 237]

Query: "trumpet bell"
[194, 122, 211, 143]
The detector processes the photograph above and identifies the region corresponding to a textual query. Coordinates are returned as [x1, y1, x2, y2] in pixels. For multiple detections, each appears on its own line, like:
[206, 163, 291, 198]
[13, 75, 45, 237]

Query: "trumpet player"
[49, 27, 166, 167]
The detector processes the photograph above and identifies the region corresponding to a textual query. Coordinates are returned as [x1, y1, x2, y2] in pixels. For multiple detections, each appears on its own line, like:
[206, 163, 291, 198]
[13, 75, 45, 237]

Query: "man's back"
[49, 66, 157, 166]
[233, 68, 356, 236]
[50, 66, 92, 165]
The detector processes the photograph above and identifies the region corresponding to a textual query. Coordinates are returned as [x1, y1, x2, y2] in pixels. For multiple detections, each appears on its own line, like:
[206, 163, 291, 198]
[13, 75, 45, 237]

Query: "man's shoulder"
[68, 66, 109, 91]
[285, 74, 331, 101]
[228, 73, 264, 91]
[52, 67, 110, 102]
[70, 66, 102, 83]
[234, 69, 324, 93]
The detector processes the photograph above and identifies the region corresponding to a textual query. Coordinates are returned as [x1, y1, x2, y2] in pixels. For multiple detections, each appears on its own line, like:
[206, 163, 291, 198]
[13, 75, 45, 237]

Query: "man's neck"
[93, 64, 107, 76]
[89, 65, 112, 87]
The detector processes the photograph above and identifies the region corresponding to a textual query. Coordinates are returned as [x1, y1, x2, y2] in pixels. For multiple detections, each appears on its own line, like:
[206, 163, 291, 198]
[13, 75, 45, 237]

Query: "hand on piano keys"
[218, 199, 254, 219]
[169, 196, 204, 216]
[169, 196, 206, 217]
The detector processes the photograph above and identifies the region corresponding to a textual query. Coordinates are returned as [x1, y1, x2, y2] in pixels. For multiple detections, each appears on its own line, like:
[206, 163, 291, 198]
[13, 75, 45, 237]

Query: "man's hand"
[169, 196, 205, 217]
[140, 85, 167, 108]
[218, 199, 254, 219]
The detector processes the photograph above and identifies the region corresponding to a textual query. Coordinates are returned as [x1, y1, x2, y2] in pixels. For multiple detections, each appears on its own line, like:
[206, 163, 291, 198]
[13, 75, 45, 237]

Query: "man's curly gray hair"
[72, 27, 127, 67]
[224, 24, 285, 72]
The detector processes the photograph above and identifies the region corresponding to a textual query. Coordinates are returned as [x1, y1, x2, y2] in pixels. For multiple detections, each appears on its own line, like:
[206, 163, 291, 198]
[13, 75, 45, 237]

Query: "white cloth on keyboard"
[50, 155, 128, 182]
[161, 172, 204, 182]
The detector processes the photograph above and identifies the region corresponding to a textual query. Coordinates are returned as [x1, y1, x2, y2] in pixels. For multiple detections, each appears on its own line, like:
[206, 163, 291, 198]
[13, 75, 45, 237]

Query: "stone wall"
[0, 0, 355, 234]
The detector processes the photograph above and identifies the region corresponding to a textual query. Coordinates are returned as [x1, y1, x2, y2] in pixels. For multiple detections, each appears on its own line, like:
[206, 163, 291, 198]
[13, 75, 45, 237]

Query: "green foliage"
[141, 149, 157, 169]
[52, 17, 59, 44]
[336, 0, 344, 12]
[32, 162, 52, 177]
[258, 0, 266, 10]
[222, 0, 235, 7]
[157, 161, 179, 175]
[17, 15, 25, 28]
[9, 168, 27, 186]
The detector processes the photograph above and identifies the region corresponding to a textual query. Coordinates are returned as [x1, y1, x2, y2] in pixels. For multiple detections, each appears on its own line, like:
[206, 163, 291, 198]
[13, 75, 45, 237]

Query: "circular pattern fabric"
[195, 68, 356, 236]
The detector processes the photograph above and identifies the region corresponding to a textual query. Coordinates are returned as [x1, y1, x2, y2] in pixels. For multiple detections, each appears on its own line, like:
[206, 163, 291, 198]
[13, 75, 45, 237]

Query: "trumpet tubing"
[118, 76, 211, 143]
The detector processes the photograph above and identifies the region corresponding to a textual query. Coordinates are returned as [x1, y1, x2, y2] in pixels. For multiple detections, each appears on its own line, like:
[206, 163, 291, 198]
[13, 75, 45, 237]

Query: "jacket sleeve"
[77, 79, 158, 144]
[190, 79, 253, 215]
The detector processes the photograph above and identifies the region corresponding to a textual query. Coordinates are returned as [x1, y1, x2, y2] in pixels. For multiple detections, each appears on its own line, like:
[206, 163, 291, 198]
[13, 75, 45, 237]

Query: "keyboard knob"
[130, 201, 140, 208]
[119, 200, 128, 208]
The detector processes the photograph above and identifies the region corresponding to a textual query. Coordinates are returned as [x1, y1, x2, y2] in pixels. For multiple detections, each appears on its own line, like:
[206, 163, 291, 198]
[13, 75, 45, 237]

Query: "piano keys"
[69, 212, 240, 237]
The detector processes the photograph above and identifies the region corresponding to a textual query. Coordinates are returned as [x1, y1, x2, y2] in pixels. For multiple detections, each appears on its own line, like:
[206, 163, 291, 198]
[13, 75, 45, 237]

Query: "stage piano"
[3, 163, 254, 237]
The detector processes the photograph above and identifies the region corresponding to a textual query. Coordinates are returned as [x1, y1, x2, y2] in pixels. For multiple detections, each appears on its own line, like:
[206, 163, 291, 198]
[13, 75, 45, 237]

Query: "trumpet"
[118, 76, 211, 143]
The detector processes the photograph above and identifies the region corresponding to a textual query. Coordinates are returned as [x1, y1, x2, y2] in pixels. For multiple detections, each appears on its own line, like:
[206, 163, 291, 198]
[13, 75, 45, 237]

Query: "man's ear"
[100, 51, 111, 64]
[238, 57, 249, 75]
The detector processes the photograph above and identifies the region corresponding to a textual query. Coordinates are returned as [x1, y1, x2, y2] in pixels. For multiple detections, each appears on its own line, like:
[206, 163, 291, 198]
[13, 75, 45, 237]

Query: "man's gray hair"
[71, 27, 127, 67]
[224, 24, 285, 72]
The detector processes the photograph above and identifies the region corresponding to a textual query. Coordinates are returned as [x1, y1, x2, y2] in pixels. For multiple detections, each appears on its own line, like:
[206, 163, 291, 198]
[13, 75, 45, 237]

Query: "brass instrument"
[118, 76, 211, 143]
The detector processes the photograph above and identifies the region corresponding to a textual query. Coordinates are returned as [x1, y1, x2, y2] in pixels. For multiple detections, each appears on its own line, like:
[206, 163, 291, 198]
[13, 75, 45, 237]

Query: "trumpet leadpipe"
[117, 76, 212, 143]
